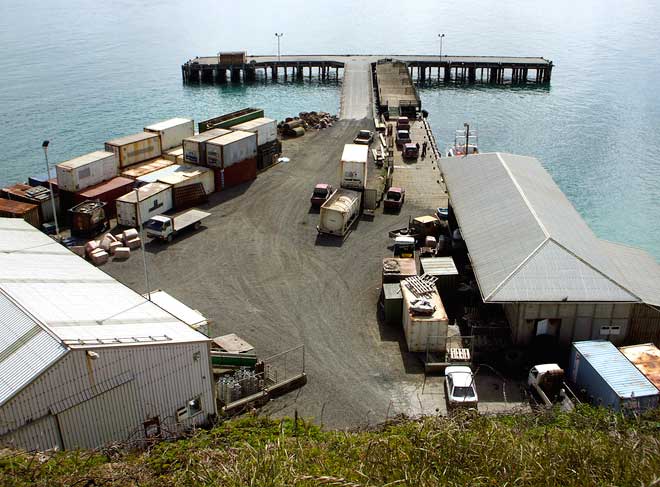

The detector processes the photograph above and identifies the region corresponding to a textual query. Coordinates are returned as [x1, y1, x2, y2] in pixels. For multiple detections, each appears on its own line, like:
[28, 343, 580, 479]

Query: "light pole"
[275, 33, 284, 62]
[41, 140, 60, 236]
[134, 187, 151, 301]
[438, 33, 445, 58]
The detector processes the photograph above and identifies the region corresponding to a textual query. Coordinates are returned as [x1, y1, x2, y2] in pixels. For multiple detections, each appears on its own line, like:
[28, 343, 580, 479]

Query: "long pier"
[182, 55, 553, 85]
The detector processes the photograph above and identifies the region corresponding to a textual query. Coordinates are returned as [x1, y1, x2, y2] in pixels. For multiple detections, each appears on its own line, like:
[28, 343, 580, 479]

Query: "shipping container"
[205, 131, 257, 169]
[383, 283, 403, 326]
[568, 340, 659, 412]
[231, 117, 278, 147]
[1, 184, 59, 223]
[401, 282, 448, 353]
[317, 189, 361, 237]
[182, 128, 231, 165]
[68, 200, 107, 237]
[0, 198, 40, 227]
[257, 139, 282, 170]
[116, 182, 173, 227]
[382, 257, 417, 284]
[138, 164, 214, 195]
[340, 144, 369, 190]
[619, 343, 660, 391]
[74, 177, 135, 218]
[121, 158, 174, 179]
[198, 108, 264, 133]
[55, 151, 118, 192]
[28, 173, 50, 188]
[104, 132, 161, 168]
[213, 158, 257, 191]
[420, 257, 459, 295]
[144, 118, 194, 151]
[163, 146, 184, 164]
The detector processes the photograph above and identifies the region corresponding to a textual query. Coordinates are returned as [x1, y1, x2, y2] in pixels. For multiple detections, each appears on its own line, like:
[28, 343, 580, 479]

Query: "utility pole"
[275, 33, 284, 62]
[134, 187, 151, 300]
[41, 141, 60, 236]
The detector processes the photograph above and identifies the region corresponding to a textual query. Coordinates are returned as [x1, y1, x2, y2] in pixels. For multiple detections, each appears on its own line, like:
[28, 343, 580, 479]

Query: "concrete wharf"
[182, 54, 553, 85]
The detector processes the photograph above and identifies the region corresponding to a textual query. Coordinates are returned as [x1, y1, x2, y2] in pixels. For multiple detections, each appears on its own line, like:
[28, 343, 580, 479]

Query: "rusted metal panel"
[619, 343, 660, 391]
[0, 198, 40, 227]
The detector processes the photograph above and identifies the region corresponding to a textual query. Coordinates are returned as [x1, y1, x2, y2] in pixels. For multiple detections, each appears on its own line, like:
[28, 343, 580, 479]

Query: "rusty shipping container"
[182, 128, 231, 165]
[0, 198, 40, 227]
[121, 158, 174, 179]
[74, 177, 135, 218]
[213, 157, 257, 191]
[619, 343, 660, 391]
[104, 132, 161, 168]
[68, 200, 107, 237]
[218, 51, 247, 65]
[1, 184, 59, 223]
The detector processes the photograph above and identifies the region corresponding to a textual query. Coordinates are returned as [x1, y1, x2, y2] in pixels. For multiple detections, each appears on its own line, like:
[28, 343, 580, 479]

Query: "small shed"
[420, 257, 458, 295]
[383, 282, 403, 326]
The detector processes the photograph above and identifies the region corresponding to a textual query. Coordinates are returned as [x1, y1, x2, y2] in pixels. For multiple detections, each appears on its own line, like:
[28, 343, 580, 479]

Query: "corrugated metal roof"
[440, 153, 659, 304]
[77, 177, 134, 198]
[600, 241, 660, 306]
[148, 290, 208, 329]
[619, 343, 660, 391]
[0, 218, 210, 352]
[573, 341, 658, 399]
[0, 290, 68, 406]
[136, 164, 209, 185]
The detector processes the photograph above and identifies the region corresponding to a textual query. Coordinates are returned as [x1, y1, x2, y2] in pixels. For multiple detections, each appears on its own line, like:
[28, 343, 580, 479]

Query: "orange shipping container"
[0, 197, 40, 227]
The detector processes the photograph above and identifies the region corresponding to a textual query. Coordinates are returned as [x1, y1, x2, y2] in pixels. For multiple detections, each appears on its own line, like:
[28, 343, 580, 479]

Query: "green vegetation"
[1, 406, 659, 487]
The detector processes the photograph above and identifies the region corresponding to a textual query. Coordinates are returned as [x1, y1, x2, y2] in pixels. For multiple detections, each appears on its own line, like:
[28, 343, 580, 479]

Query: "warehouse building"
[0, 218, 215, 451]
[440, 152, 660, 347]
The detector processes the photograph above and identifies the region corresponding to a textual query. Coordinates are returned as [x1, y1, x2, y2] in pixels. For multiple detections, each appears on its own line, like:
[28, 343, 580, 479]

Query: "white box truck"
[317, 189, 361, 237]
[115, 182, 173, 227]
[144, 118, 195, 151]
[340, 144, 369, 190]
[55, 151, 118, 192]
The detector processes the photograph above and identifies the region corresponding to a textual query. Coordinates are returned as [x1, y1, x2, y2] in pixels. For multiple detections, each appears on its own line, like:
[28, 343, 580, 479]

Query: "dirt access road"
[105, 119, 450, 428]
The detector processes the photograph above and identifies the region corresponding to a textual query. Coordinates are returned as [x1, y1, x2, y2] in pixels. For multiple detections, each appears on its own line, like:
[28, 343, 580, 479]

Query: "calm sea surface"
[1, 0, 658, 257]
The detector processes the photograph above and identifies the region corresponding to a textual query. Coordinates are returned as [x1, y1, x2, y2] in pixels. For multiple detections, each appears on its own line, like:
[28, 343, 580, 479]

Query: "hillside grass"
[1, 405, 659, 487]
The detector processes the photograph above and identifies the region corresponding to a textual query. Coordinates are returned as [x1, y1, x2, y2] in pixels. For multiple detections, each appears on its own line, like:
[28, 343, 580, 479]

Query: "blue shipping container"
[568, 340, 659, 412]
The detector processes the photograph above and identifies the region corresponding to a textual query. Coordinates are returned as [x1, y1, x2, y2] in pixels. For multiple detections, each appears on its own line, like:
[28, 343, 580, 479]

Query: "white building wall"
[504, 302, 632, 347]
[0, 341, 214, 451]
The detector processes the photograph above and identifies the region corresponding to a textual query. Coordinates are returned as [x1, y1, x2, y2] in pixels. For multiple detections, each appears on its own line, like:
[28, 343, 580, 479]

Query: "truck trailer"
[317, 189, 361, 237]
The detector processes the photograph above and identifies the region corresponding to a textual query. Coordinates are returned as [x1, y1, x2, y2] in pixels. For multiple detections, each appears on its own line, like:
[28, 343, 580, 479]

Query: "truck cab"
[393, 236, 415, 258]
[145, 215, 172, 240]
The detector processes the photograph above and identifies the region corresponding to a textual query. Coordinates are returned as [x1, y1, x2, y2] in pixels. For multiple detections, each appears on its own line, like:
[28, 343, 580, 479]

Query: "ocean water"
[0, 0, 658, 257]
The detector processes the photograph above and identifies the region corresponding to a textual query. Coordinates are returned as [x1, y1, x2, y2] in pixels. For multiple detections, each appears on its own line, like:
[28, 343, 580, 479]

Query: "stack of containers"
[230, 117, 280, 170]
[1, 184, 59, 223]
[55, 150, 119, 215]
[204, 130, 258, 190]
[115, 182, 173, 227]
[144, 117, 194, 152]
[73, 177, 135, 218]
[182, 128, 231, 165]
[0, 198, 40, 227]
[121, 158, 174, 179]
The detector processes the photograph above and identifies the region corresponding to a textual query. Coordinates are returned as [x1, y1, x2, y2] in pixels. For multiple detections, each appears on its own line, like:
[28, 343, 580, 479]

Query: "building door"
[58, 381, 141, 449]
[0, 414, 62, 451]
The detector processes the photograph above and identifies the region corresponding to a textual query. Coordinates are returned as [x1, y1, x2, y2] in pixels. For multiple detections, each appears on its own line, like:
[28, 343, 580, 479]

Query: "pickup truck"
[310, 183, 333, 207]
[145, 209, 211, 242]
[353, 129, 373, 145]
[384, 187, 405, 211]
[402, 143, 419, 159]
[396, 129, 411, 148]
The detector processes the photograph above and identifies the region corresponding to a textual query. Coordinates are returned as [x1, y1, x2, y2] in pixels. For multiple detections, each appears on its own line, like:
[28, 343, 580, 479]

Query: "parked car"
[353, 130, 373, 145]
[403, 143, 419, 159]
[396, 130, 411, 148]
[384, 187, 405, 211]
[445, 366, 478, 410]
[310, 183, 333, 207]
[396, 116, 410, 131]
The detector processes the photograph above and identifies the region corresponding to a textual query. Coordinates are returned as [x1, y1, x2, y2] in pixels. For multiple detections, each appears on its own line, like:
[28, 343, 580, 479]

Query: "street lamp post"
[275, 33, 284, 62]
[134, 187, 151, 301]
[41, 140, 60, 236]
[438, 33, 445, 58]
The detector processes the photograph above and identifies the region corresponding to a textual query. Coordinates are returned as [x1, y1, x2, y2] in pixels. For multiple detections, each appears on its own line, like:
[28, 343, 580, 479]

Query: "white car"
[445, 366, 478, 409]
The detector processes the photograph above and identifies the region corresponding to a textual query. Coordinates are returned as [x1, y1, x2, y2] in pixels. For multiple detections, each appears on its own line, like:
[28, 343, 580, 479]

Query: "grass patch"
[1, 406, 659, 486]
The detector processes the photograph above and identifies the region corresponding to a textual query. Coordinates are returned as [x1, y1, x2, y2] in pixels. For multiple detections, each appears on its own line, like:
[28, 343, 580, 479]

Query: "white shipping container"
[340, 144, 369, 190]
[55, 151, 118, 192]
[163, 146, 184, 163]
[317, 189, 361, 237]
[144, 118, 195, 151]
[116, 182, 173, 226]
[105, 132, 161, 168]
[401, 284, 448, 352]
[205, 131, 257, 168]
[231, 117, 278, 146]
[155, 165, 215, 195]
[183, 128, 231, 165]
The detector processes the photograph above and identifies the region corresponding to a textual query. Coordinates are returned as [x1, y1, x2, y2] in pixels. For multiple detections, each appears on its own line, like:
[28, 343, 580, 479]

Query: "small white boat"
[446, 124, 479, 157]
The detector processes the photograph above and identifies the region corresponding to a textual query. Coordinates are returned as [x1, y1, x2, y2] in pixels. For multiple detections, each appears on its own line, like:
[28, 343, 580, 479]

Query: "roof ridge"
[548, 237, 642, 302]
[484, 237, 550, 301]
[495, 152, 550, 239]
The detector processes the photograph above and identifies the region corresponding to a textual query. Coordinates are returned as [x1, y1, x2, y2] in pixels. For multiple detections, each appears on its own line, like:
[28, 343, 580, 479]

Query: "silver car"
[445, 366, 478, 410]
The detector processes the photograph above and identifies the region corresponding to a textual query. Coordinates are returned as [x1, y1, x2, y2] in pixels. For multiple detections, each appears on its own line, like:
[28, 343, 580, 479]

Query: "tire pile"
[278, 111, 338, 137]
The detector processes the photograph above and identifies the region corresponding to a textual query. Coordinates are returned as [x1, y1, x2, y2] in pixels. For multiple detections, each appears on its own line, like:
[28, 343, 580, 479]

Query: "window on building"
[599, 325, 621, 336]
[535, 318, 561, 337]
